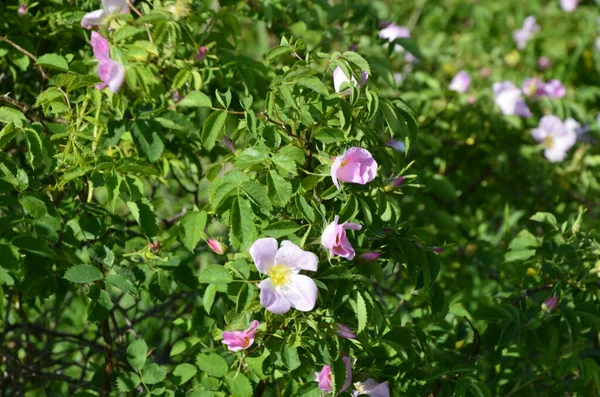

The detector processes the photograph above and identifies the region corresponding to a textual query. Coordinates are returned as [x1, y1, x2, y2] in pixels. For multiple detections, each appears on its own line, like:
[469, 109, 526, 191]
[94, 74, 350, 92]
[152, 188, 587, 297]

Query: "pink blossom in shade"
[221, 320, 259, 352]
[322, 215, 362, 260]
[449, 71, 471, 93]
[379, 23, 416, 61]
[543, 79, 566, 98]
[560, 0, 578, 12]
[81, 0, 129, 29]
[195, 46, 207, 61]
[538, 56, 551, 70]
[492, 81, 531, 117]
[386, 139, 406, 153]
[432, 247, 443, 254]
[249, 238, 318, 314]
[315, 357, 352, 392]
[531, 115, 577, 162]
[480, 68, 491, 78]
[352, 379, 390, 397]
[221, 136, 235, 153]
[522, 78, 545, 97]
[392, 176, 406, 187]
[90, 32, 125, 93]
[333, 67, 369, 95]
[468, 95, 476, 104]
[359, 252, 381, 263]
[330, 147, 378, 189]
[542, 296, 559, 312]
[207, 239, 226, 255]
[334, 323, 356, 339]
[18, 3, 26, 15]
[513, 16, 539, 50]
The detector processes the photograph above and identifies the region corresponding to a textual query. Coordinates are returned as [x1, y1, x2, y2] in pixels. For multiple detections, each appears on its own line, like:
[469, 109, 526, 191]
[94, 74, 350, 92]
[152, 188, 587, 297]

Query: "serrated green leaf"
[229, 197, 256, 251]
[130, 119, 164, 163]
[104, 171, 122, 211]
[170, 336, 200, 357]
[198, 264, 232, 284]
[261, 221, 300, 239]
[19, 194, 47, 219]
[196, 353, 229, 377]
[36, 53, 69, 71]
[225, 371, 253, 397]
[202, 111, 228, 151]
[179, 91, 212, 108]
[116, 371, 141, 392]
[173, 363, 197, 385]
[0, 107, 26, 128]
[179, 210, 208, 252]
[105, 273, 134, 294]
[356, 291, 368, 334]
[143, 363, 167, 385]
[34, 87, 64, 108]
[267, 170, 292, 207]
[64, 265, 103, 284]
[127, 199, 158, 238]
[203, 284, 217, 314]
[295, 76, 328, 95]
[127, 339, 148, 370]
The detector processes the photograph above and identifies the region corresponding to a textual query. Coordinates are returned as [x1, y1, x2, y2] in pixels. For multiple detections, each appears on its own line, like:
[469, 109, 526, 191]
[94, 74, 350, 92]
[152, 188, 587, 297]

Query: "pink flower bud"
[359, 252, 381, 263]
[393, 177, 406, 186]
[542, 296, 559, 312]
[432, 247, 443, 254]
[18, 3, 26, 15]
[148, 242, 159, 252]
[195, 46, 207, 61]
[172, 89, 181, 103]
[537, 56, 551, 70]
[221, 137, 235, 153]
[208, 239, 226, 255]
[334, 323, 356, 339]
[468, 95, 476, 104]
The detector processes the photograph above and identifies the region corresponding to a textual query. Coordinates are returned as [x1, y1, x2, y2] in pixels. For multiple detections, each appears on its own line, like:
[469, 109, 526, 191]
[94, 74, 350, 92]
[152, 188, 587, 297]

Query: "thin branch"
[0, 36, 48, 80]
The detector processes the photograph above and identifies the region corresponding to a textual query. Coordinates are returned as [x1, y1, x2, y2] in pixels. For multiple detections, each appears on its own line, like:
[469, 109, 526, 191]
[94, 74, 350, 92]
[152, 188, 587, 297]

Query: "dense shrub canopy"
[1, 0, 599, 396]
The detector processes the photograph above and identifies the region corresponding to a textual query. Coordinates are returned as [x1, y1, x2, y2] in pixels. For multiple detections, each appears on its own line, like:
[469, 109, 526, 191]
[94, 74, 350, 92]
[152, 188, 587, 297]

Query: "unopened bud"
[359, 252, 381, 263]
[208, 239, 226, 255]
[334, 323, 356, 339]
[432, 247, 443, 254]
[148, 241, 159, 252]
[195, 46, 207, 61]
[541, 296, 559, 312]
[537, 56, 550, 70]
[18, 3, 26, 15]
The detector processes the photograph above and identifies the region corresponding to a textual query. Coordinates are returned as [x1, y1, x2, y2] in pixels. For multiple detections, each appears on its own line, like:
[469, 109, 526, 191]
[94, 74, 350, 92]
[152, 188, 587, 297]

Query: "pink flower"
[315, 357, 352, 392]
[221, 320, 259, 352]
[322, 215, 362, 260]
[449, 71, 471, 93]
[522, 78, 545, 97]
[359, 252, 381, 263]
[249, 238, 318, 314]
[560, 0, 578, 12]
[513, 16, 539, 50]
[542, 296, 559, 312]
[333, 67, 369, 95]
[90, 32, 125, 93]
[18, 3, 26, 15]
[331, 147, 378, 189]
[195, 46, 207, 61]
[221, 136, 235, 153]
[379, 23, 416, 62]
[352, 379, 390, 397]
[334, 323, 357, 339]
[480, 68, 491, 78]
[543, 79, 566, 98]
[538, 57, 551, 70]
[531, 115, 577, 162]
[492, 81, 531, 117]
[468, 94, 476, 104]
[386, 139, 406, 153]
[81, 0, 129, 29]
[208, 239, 226, 255]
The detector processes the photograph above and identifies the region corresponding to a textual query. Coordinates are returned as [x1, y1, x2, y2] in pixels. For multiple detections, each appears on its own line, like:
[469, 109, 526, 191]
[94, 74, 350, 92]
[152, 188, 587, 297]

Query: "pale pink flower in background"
[379, 23, 416, 62]
[334, 323, 356, 339]
[221, 320, 259, 352]
[480, 68, 491, 78]
[595, 37, 600, 53]
[449, 71, 471, 93]
[18, 3, 26, 15]
[468, 94, 476, 104]
[522, 78, 544, 97]
[331, 147, 378, 189]
[565, 117, 589, 141]
[315, 357, 352, 392]
[333, 67, 369, 95]
[387, 139, 406, 153]
[560, 0, 578, 12]
[492, 81, 531, 117]
[531, 115, 577, 162]
[322, 215, 362, 260]
[352, 379, 390, 397]
[538, 56, 551, 70]
[542, 296, 559, 312]
[90, 32, 125, 93]
[207, 239, 226, 255]
[359, 252, 381, 263]
[513, 16, 539, 50]
[249, 238, 318, 314]
[543, 79, 566, 98]
[81, 0, 129, 29]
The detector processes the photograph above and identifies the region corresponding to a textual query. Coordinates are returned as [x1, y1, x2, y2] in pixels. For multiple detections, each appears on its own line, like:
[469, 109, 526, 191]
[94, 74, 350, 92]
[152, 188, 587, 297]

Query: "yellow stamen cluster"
[268, 264, 292, 287]
[544, 136, 554, 149]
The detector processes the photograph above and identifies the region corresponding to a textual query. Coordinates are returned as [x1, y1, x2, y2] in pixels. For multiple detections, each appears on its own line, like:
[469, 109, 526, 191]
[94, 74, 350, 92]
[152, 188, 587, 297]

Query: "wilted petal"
[250, 237, 278, 274]
[258, 279, 291, 314]
[275, 240, 318, 272]
[282, 274, 318, 312]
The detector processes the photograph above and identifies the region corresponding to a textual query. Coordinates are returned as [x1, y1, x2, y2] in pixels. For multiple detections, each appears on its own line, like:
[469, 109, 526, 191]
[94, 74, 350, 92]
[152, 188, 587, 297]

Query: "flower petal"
[321, 216, 340, 250]
[102, 0, 129, 14]
[250, 237, 278, 274]
[333, 67, 350, 94]
[283, 274, 318, 312]
[275, 240, 318, 272]
[107, 61, 125, 93]
[90, 32, 111, 62]
[331, 156, 342, 189]
[258, 279, 291, 314]
[81, 9, 105, 29]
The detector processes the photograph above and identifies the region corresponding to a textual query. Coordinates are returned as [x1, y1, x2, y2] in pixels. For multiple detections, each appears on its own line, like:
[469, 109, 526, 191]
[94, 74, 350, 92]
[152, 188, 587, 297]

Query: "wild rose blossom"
[249, 238, 318, 314]
[81, 0, 129, 29]
[195, 46, 207, 61]
[315, 357, 352, 392]
[352, 379, 390, 397]
[560, 0, 578, 12]
[378, 23, 416, 62]
[513, 16, 539, 50]
[333, 66, 369, 95]
[331, 147, 378, 189]
[531, 115, 577, 162]
[492, 81, 531, 117]
[538, 56, 551, 70]
[221, 320, 259, 352]
[522, 78, 544, 97]
[322, 215, 362, 260]
[543, 79, 566, 98]
[449, 71, 471, 93]
[334, 323, 356, 339]
[18, 3, 26, 15]
[90, 32, 125, 93]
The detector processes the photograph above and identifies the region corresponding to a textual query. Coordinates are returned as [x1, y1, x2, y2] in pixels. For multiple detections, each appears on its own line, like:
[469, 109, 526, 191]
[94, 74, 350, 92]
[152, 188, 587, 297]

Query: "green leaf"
[235, 147, 269, 170]
[198, 264, 233, 285]
[51, 73, 99, 92]
[0, 122, 16, 148]
[104, 171, 122, 211]
[179, 210, 208, 252]
[530, 212, 558, 229]
[64, 265, 103, 284]
[266, 45, 293, 62]
[342, 51, 371, 74]
[473, 306, 514, 321]
[19, 194, 47, 219]
[127, 199, 158, 238]
[356, 291, 368, 334]
[229, 197, 256, 251]
[225, 371, 253, 397]
[130, 119, 164, 163]
[315, 128, 344, 144]
[196, 353, 229, 378]
[241, 181, 272, 213]
[106, 273, 134, 294]
[143, 363, 167, 385]
[116, 371, 141, 392]
[295, 76, 329, 96]
[34, 87, 64, 108]
[36, 53, 69, 71]
[261, 221, 300, 239]
[267, 170, 292, 207]
[331, 356, 348, 395]
[127, 339, 148, 371]
[201, 111, 228, 151]
[170, 336, 200, 357]
[203, 284, 217, 314]
[0, 107, 26, 127]
[0, 267, 14, 286]
[179, 91, 212, 108]
[295, 195, 315, 222]
[173, 363, 197, 385]
[24, 128, 45, 170]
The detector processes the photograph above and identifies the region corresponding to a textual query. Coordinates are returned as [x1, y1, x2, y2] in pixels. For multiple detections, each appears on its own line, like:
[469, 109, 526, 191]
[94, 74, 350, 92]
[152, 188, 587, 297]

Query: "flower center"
[355, 383, 366, 393]
[267, 264, 291, 287]
[544, 136, 554, 148]
[242, 337, 252, 348]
